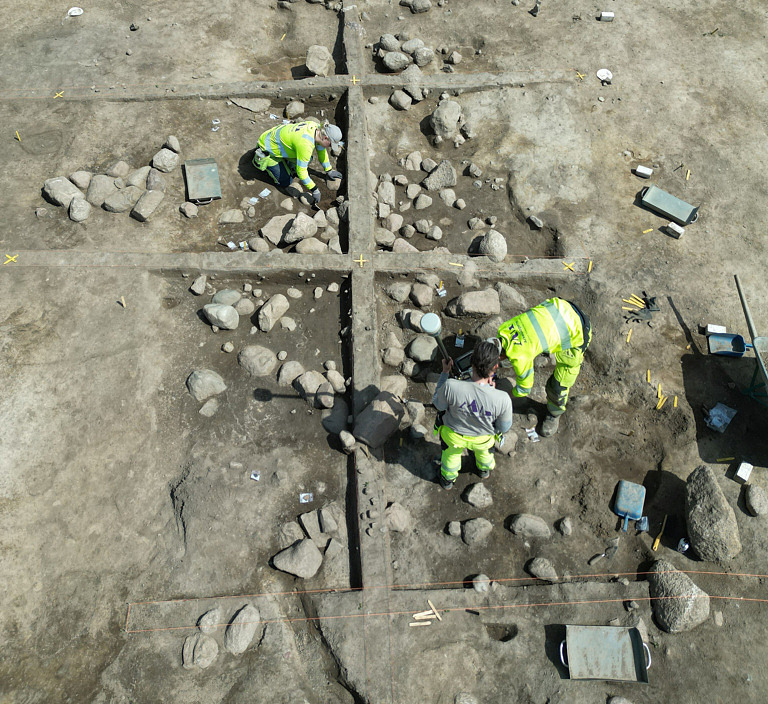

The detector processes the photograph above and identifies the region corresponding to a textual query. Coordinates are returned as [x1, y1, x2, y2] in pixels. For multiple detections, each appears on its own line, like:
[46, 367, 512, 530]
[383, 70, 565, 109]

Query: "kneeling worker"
[495, 297, 591, 437]
[253, 121, 343, 203]
[432, 341, 513, 490]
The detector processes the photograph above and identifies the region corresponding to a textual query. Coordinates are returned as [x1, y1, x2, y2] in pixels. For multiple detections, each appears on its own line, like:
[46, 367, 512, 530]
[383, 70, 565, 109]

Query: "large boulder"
[353, 391, 405, 447]
[43, 177, 83, 208]
[445, 289, 501, 317]
[478, 230, 507, 263]
[238, 345, 277, 377]
[321, 398, 350, 434]
[422, 160, 457, 191]
[685, 465, 741, 562]
[131, 190, 164, 221]
[293, 370, 327, 406]
[306, 45, 334, 77]
[151, 148, 179, 173]
[272, 539, 323, 578]
[186, 369, 227, 402]
[277, 361, 305, 387]
[508, 514, 551, 538]
[495, 282, 527, 311]
[430, 100, 462, 139]
[284, 212, 318, 245]
[260, 214, 294, 246]
[224, 604, 261, 654]
[103, 186, 144, 213]
[258, 294, 290, 332]
[526, 557, 558, 583]
[648, 559, 710, 632]
[383, 52, 411, 72]
[379, 34, 400, 52]
[203, 303, 239, 330]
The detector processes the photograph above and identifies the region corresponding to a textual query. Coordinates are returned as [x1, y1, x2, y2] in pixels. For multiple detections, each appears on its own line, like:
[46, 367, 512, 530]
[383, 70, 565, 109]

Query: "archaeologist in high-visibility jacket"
[494, 297, 592, 437]
[432, 341, 513, 490]
[252, 121, 343, 203]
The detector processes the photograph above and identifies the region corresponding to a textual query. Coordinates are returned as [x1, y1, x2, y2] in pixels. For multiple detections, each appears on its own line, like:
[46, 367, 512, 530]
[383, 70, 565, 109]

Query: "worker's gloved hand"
[310, 188, 321, 204]
[326, 169, 343, 181]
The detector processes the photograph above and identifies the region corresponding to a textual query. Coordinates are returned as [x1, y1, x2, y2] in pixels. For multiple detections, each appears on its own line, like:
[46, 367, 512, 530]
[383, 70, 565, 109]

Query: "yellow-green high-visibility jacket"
[257, 121, 332, 190]
[497, 298, 586, 397]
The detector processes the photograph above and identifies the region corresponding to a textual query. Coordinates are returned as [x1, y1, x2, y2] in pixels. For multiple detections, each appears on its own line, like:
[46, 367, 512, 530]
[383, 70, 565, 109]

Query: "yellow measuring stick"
[673, 396, 678, 408]
[622, 298, 644, 308]
[642, 228, 654, 234]
[646, 369, 651, 384]
[626, 328, 633, 344]
[657, 383, 662, 399]
[629, 294, 645, 305]
[656, 395, 668, 410]
[686, 169, 691, 181]
[588, 260, 593, 272]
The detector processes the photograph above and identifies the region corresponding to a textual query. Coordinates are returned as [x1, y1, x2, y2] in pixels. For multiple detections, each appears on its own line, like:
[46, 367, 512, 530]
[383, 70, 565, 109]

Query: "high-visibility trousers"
[545, 346, 585, 416]
[438, 426, 495, 482]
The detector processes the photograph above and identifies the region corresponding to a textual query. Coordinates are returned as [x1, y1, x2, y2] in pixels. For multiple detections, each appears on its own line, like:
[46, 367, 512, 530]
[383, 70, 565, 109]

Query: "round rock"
[186, 369, 227, 402]
[238, 345, 278, 377]
[203, 304, 239, 330]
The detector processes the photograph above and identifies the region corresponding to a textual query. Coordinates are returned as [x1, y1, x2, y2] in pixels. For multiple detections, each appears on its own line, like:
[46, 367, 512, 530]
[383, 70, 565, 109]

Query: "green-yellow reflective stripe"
[543, 300, 572, 350]
[525, 310, 549, 353]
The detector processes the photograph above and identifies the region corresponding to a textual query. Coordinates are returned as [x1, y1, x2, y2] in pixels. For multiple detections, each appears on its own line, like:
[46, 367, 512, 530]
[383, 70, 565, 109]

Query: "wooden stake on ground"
[409, 621, 431, 628]
[428, 600, 442, 621]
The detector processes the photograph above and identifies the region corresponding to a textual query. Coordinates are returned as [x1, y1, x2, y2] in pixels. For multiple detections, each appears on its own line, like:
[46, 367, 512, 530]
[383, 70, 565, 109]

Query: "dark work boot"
[541, 413, 561, 437]
[439, 474, 455, 490]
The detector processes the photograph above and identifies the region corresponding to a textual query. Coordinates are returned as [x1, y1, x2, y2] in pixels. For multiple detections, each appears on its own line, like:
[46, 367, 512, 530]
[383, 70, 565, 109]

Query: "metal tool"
[640, 185, 699, 225]
[614, 480, 646, 531]
[183, 158, 222, 204]
[588, 541, 619, 565]
[420, 313, 452, 364]
[559, 625, 651, 683]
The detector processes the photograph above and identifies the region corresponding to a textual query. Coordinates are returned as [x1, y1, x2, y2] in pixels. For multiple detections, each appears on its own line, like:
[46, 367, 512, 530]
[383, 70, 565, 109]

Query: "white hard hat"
[323, 123, 344, 149]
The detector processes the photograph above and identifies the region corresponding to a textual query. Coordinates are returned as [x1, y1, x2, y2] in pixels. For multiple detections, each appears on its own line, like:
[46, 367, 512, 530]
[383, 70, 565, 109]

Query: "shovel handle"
[559, 641, 568, 667]
[643, 642, 652, 669]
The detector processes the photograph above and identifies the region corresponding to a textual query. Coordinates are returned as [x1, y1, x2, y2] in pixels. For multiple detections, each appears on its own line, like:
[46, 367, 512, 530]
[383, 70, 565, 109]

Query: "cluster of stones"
[41, 136, 179, 223]
[376, 33, 435, 77]
[372, 153, 508, 261]
[271, 507, 346, 579]
[277, 0, 343, 11]
[226, 207, 345, 254]
[184, 279, 347, 419]
[181, 602, 261, 670]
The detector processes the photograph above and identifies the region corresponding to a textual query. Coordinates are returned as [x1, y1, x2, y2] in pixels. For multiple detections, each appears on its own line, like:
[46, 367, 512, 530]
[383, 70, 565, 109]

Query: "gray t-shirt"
[432, 373, 513, 437]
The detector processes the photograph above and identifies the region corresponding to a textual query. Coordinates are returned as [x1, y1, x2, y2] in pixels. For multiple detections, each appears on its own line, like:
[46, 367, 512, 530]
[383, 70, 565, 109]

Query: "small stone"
[455, 198, 466, 209]
[478, 229, 507, 262]
[164, 135, 181, 153]
[426, 225, 442, 241]
[526, 557, 558, 583]
[557, 517, 573, 536]
[212, 289, 241, 306]
[69, 170, 93, 190]
[180, 202, 198, 218]
[385, 502, 411, 532]
[105, 160, 130, 178]
[182, 633, 219, 669]
[248, 237, 269, 252]
[379, 33, 401, 52]
[238, 345, 277, 376]
[528, 215, 544, 229]
[222, 342, 234, 353]
[386, 213, 404, 232]
[327, 283, 339, 293]
[389, 90, 412, 110]
[404, 151, 423, 171]
[284, 212, 318, 244]
[422, 160, 457, 191]
[151, 148, 179, 173]
[383, 52, 411, 72]
[447, 521, 462, 537]
[467, 163, 483, 179]
[410, 282, 433, 307]
[472, 574, 490, 593]
[413, 47, 434, 67]
[198, 609, 221, 634]
[445, 288, 501, 317]
[294, 238, 327, 254]
[508, 514, 551, 539]
[447, 51, 462, 65]
[284, 101, 304, 119]
[198, 398, 219, 417]
[383, 347, 406, 367]
[280, 197, 294, 211]
[439, 188, 456, 206]
[219, 208, 245, 224]
[277, 361, 305, 387]
[648, 559, 710, 632]
[714, 611, 724, 627]
[69, 197, 91, 222]
[407, 335, 439, 363]
[44, 177, 83, 208]
[277, 351, 287, 361]
[280, 316, 297, 331]
[625, 600, 639, 612]
[392, 238, 419, 253]
[414, 194, 433, 210]
[746, 484, 768, 516]
[103, 186, 144, 213]
[258, 294, 290, 332]
[430, 100, 462, 139]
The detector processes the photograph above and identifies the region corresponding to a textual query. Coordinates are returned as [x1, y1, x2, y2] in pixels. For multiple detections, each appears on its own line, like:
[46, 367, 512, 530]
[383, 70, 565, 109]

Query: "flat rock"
[198, 608, 221, 634]
[234, 298, 255, 316]
[260, 214, 294, 246]
[413, 46, 435, 67]
[105, 160, 130, 178]
[165, 135, 181, 153]
[272, 539, 323, 579]
[381, 374, 408, 397]
[299, 510, 323, 542]
[430, 100, 462, 139]
[445, 289, 501, 317]
[410, 282, 433, 307]
[248, 237, 269, 252]
[383, 346, 405, 367]
[526, 557, 558, 583]
[151, 148, 179, 173]
[462, 517, 493, 545]
[326, 369, 346, 393]
[385, 502, 411, 532]
[212, 289, 241, 306]
[131, 190, 164, 221]
[69, 171, 92, 190]
[229, 97, 271, 113]
[103, 185, 144, 213]
[180, 202, 199, 218]
[407, 334, 439, 363]
[238, 345, 277, 377]
[392, 237, 419, 253]
[203, 303, 239, 330]
[495, 282, 527, 311]
[182, 632, 218, 669]
[508, 514, 551, 538]
[648, 559, 710, 632]
[219, 208, 245, 224]
[126, 166, 150, 188]
[258, 294, 290, 332]
[414, 194, 433, 210]
[375, 228, 396, 248]
[186, 369, 227, 402]
[353, 391, 405, 447]
[306, 45, 334, 76]
[379, 33, 400, 51]
[279, 521, 305, 548]
[685, 464, 741, 562]
[224, 603, 261, 654]
[43, 176, 83, 208]
[199, 398, 219, 417]
[478, 229, 507, 263]
[146, 168, 166, 191]
[464, 483, 493, 508]
[69, 197, 91, 222]
[746, 484, 768, 516]
[316, 381, 335, 409]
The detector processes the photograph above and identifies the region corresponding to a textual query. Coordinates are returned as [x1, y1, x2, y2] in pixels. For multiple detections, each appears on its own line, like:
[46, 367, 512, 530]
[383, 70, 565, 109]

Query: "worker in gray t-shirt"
[432, 340, 513, 490]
